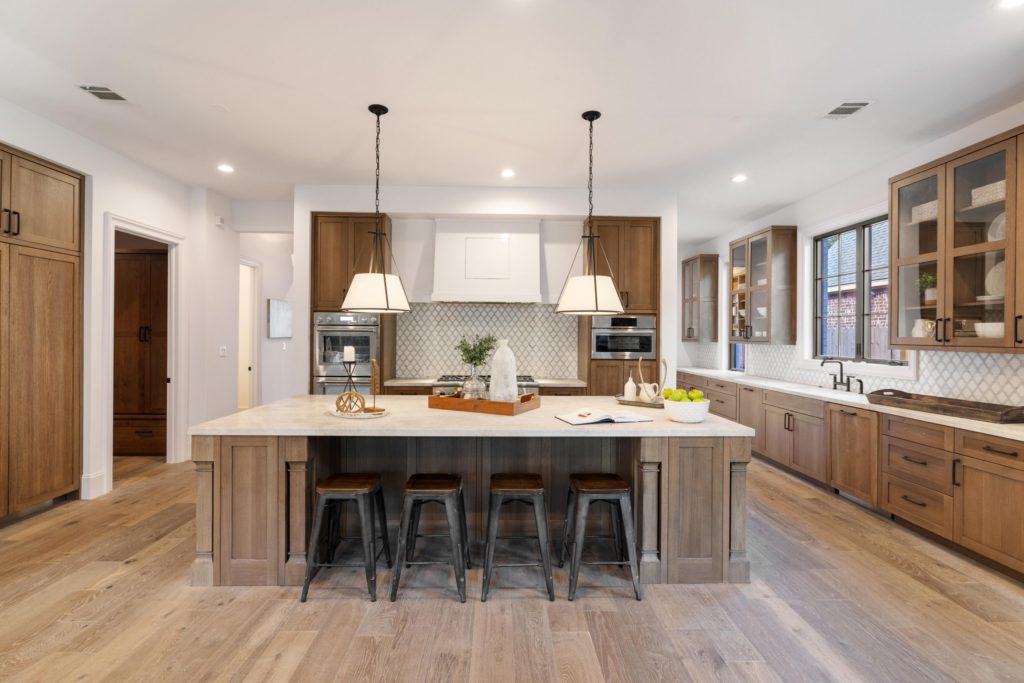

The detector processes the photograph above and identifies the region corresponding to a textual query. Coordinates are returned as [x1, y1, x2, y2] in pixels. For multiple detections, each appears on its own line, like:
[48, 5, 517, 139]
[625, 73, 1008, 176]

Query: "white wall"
[290, 184, 679, 397]
[678, 97, 1024, 375]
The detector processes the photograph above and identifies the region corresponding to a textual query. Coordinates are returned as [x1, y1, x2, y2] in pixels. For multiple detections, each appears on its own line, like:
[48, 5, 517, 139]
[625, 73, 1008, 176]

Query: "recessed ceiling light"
[217, 163, 235, 174]
[501, 168, 516, 179]
[732, 174, 748, 184]
[1000, 0, 1024, 8]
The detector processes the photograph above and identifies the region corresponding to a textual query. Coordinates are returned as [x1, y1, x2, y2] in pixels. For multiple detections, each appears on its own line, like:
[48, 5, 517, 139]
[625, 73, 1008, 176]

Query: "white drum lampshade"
[555, 274, 623, 315]
[341, 272, 410, 313]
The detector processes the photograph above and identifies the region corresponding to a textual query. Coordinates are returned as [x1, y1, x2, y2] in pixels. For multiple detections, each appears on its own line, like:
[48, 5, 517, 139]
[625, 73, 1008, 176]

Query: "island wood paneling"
[665, 437, 724, 583]
[219, 436, 280, 586]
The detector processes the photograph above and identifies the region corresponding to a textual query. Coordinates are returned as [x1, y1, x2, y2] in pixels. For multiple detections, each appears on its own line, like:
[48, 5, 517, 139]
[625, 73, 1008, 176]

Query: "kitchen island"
[189, 396, 753, 587]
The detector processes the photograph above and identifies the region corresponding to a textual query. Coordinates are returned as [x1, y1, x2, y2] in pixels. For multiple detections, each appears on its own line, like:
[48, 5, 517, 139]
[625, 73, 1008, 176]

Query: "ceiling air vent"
[79, 85, 126, 101]
[825, 101, 869, 119]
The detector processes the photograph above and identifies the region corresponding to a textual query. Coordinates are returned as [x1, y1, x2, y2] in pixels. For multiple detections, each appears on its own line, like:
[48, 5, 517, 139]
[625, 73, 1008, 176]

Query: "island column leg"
[726, 437, 751, 583]
[282, 436, 313, 586]
[636, 438, 667, 584]
[192, 436, 219, 587]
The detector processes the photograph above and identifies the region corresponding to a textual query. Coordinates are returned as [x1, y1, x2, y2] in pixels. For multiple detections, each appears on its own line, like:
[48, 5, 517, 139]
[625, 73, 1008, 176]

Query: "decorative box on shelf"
[910, 200, 938, 223]
[427, 393, 541, 416]
[971, 179, 1006, 207]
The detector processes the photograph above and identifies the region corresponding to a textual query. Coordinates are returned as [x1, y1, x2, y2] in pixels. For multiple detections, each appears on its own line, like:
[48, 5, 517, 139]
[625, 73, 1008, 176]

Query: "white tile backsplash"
[687, 343, 720, 369]
[396, 303, 578, 378]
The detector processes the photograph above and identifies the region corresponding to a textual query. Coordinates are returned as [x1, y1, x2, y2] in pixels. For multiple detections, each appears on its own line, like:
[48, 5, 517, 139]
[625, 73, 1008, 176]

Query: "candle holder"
[342, 361, 359, 393]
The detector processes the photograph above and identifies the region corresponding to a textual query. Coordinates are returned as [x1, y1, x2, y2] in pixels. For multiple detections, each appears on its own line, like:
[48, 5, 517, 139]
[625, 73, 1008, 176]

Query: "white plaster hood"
[431, 217, 542, 303]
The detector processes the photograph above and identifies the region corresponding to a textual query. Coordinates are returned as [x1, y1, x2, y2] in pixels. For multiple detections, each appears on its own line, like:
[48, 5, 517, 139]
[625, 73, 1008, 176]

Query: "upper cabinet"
[681, 254, 718, 342]
[311, 213, 391, 311]
[728, 226, 796, 344]
[590, 217, 659, 313]
[890, 131, 1020, 351]
[0, 150, 82, 255]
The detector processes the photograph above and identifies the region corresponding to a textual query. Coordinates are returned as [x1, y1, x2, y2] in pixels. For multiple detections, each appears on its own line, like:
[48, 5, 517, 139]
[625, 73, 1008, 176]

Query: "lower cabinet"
[827, 404, 879, 506]
[954, 454, 1024, 573]
[538, 386, 587, 397]
[737, 386, 765, 455]
[761, 398, 826, 483]
[384, 386, 432, 396]
[589, 360, 656, 396]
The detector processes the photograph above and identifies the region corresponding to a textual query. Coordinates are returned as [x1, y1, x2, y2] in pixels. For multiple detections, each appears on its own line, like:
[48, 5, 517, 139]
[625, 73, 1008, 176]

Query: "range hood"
[431, 217, 542, 303]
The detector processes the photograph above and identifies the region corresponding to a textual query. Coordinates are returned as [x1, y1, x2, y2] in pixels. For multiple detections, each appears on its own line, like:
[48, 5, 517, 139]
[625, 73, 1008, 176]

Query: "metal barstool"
[481, 473, 555, 602]
[300, 472, 392, 602]
[559, 472, 642, 601]
[389, 473, 471, 602]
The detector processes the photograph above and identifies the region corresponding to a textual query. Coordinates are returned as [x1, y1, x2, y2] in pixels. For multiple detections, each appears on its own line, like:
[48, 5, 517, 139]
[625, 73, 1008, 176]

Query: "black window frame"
[813, 215, 906, 365]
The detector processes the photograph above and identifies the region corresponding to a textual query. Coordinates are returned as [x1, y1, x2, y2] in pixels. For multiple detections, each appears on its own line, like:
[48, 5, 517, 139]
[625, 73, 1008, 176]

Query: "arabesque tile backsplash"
[396, 303, 578, 378]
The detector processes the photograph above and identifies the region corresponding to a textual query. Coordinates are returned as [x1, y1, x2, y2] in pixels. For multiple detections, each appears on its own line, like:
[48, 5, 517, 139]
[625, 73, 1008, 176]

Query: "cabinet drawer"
[763, 390, 825, 419]
[385, 386, 432, 396]
[680, 373, 708, 390]
[882, 474, 953, 540]
[706, 388, 738, 420]
[955, 430, 1024, 471]
[705, 378, 737, 396]
[882, 414, 954, 451]
[538, 386, 586, 396]
[114, 423, 166, 454]
[881, 436, 953, 495]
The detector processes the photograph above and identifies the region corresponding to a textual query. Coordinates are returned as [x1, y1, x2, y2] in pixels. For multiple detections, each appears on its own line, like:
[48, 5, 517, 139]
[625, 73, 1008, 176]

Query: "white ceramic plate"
[325, 408, 388, 419]
[988, 212, 1006, 242]
[985, 260, 1006, 296]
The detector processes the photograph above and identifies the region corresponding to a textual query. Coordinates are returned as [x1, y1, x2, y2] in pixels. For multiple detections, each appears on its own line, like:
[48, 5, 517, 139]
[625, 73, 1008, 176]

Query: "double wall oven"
[312, 312, 380, 395]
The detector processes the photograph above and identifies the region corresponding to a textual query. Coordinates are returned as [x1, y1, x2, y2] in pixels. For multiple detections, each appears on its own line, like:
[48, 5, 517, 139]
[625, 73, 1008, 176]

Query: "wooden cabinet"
[538, 386, 587, 397]
[588, 359, 656, 396]
[681, 254, 718, 342]
[827, 404, 879, 505]
[590, 217, 659, 313]
[7, 246, 81, 512]
[954, 454, 1024, 573]
[311, 213, 391, 311]
[384, 385, 432, 396]
[737, 386, 764, 455]
[761, 394, 826, 483]
[890, 127, 1024, 352]
[0, 243, 8, 516]
[1, 153, 82, 254]
[727, 226, 796, 344]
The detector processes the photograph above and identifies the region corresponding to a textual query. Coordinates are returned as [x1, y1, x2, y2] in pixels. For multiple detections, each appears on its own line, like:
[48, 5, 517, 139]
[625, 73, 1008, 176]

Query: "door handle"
[139, 326, 145, 342]
[952, 458, 961, 487]
[900, 455, 928, 466]
[624, 291, 630, 308]
[1, 208, 9, 235]
[982, 444, 1019, 458]
[11, 210, 20, 236]
[944, 317, 952, 343]
[1016, 315, 1023, 345]
[934, 317, 942, 343]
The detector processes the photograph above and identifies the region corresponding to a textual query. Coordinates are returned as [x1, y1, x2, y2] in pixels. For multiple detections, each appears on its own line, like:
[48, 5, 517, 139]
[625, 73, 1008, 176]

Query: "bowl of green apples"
[661, 386, 711, 423]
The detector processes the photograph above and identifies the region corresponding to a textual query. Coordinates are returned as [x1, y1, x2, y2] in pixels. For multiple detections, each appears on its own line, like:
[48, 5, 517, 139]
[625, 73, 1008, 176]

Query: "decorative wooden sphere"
[335, 391, 366, 414]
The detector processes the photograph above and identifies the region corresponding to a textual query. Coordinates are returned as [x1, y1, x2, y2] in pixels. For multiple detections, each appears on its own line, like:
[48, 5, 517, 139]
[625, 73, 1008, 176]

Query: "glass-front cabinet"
[681, 254, 717, 342]
[729, 240, 748, 341]
[890, 138, 1017, 350]
[728, 227, 796, 344]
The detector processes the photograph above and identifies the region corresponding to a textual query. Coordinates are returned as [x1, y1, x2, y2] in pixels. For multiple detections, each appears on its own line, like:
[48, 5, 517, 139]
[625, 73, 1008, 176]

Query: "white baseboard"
[80, 469, 111, 500]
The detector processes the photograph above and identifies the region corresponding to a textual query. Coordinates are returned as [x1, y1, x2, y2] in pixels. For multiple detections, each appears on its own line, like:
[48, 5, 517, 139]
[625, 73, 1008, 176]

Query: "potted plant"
[917, 272, 938, 306]
[456, 334, 496, 399]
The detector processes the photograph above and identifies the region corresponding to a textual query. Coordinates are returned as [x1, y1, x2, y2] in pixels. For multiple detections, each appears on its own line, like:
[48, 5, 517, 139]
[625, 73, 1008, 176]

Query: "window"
[729, 342, 745, 371]
[814, 216, 908, 364]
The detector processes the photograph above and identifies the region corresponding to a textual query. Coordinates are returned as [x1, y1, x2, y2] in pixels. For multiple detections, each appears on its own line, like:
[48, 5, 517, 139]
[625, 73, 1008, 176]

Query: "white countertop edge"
[383, 377, 588, 388]
[678, 366, 1024, 442]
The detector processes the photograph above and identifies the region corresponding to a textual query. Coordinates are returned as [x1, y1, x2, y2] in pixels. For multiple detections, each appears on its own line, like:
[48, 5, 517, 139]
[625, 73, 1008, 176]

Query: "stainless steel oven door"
[591, 328, 657, 360]
[313, 325, 379, 377]
[314, 378, 373, 395]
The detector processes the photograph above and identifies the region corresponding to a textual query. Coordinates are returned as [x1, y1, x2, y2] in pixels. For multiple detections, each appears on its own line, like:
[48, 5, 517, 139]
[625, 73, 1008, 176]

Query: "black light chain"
[374, 111, 381, 220]
[587, 116, 594, 224]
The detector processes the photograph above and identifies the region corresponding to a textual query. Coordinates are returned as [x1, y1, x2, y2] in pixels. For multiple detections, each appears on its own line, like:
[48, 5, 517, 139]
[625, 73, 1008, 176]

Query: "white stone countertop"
[678, 367, 1024, 442]
[383, 377, 588, 388]
[189, 395, 754, 438]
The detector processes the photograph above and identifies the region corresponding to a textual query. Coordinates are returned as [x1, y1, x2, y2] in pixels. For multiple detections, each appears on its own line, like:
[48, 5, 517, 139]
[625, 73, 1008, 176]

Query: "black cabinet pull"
[623, 291, 629, 308]
[11, 210, 20, 236]
[839, 409, 857, 416]
[1016, 315, 1023, 345]
[982, 444, 1019, 458]
[952, 458, 961, 487]
[742, 387, 755, 392]
[900, 495, 927, 508]
[900, 455, 928, 466]
[1, 208, 9, 235]
[934, 317, 942, 343]
[944, 317, 952, 343]
[138, 326, 145, 342]
[135, 430, 154, 437]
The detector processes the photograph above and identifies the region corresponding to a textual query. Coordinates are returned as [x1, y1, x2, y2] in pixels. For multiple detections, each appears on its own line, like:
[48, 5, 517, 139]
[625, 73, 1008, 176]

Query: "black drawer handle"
[900, 495, 927, 508]
[742, 387, 755, 392]
[982, 444, 1019, 458]
[715, 399, 725, 404]
[135, 430, 155, 437]
[839, 409, 857, 416]
[900, 455, 928, 466]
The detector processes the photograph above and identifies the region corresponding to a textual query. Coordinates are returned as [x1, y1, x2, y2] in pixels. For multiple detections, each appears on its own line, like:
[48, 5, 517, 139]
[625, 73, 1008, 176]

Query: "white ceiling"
[0, 0, 1023, 242]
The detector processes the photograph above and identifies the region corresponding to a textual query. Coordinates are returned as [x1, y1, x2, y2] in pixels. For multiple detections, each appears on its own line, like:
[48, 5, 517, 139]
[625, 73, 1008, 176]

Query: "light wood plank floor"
[2, 456, 1024, 682]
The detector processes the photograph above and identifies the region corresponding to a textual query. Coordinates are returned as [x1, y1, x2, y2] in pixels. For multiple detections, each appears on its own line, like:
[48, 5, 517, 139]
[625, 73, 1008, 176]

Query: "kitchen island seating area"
[188, 396, 754, 595]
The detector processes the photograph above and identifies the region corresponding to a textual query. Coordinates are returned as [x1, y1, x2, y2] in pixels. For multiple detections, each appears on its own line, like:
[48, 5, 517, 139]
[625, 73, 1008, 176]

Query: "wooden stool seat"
[404, 473, 461, 494]
[490, 472, 544, 494]
[316, 472, 381, 495]
[570, 472, 630, 494]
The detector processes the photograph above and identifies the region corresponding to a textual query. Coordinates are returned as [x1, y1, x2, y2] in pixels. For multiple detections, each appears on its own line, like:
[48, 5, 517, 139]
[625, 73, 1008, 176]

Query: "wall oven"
[312, 312, 379, 385]
[591, 315, 657, 360]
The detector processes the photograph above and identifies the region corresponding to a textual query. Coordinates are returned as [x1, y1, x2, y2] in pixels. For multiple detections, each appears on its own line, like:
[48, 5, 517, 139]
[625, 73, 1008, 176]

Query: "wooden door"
[589, 360, 624, 396]
[9, 155, 81, 253]
[697, 255, 718, 342]
[219, 437, 280, 585]
[761, 405, 791, 466]
[665, 437, 723, 582]
[789, 413, 827, 483]
[145, 254, 168, 414]
[621, 219, 658, 312]
[114, 254, 148, 415]
[590, 218, 623, 296]
[8, 246, 80, 511]
[728, 239, 748, 341]
[681, 258, 694, 340]
[944, 140, 1016, 348]
[0, 243, 8, 516]
[0, 151, 11, 238]
[737, 386, 764, 455]
[311, 216, 350, 310]
[1018, 133, 1024, 347]
[828, 405, 879, 505]
[954, 455, 1024, 573]
[350, 216, 381, 275]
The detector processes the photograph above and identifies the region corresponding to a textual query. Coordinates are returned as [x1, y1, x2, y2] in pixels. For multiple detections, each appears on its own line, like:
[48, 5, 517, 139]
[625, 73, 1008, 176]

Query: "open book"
[556, 408, 654, 426]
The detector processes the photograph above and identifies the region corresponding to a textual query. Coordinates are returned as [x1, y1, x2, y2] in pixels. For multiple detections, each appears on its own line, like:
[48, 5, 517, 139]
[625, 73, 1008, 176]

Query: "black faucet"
[820, 357, 848, 391]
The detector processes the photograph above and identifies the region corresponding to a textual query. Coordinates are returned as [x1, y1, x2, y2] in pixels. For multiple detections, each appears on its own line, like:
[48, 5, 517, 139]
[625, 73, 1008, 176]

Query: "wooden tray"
[427, 393, 541, 416]
[866, 389, 1024, 423]
[615, 395, 664, 409]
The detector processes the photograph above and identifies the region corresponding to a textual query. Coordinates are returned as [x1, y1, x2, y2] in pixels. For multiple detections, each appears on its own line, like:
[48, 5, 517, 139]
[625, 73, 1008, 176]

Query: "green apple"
[662, 387, 674, 400]
[670, 389, 687, 402]
[687, 389, 704, 402]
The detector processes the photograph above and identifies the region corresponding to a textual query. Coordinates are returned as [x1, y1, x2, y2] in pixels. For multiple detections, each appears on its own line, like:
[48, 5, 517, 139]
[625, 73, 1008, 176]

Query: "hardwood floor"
[2, 456, 1024, 681]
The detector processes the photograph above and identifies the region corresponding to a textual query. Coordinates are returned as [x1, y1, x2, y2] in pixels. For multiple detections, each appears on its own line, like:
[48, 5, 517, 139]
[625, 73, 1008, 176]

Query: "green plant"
[916, 272, 937, 291]
[456, 334, 497, 367]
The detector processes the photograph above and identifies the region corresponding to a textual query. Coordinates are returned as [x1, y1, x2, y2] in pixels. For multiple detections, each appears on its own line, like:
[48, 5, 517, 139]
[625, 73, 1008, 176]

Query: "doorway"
[238, 262, 260, 410]
[112, 231, 168, 471]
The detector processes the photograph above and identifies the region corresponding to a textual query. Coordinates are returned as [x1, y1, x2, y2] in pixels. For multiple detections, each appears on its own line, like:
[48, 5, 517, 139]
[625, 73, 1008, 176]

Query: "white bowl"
[974, 322, 1005, 338]
[664, 399, 711, 423]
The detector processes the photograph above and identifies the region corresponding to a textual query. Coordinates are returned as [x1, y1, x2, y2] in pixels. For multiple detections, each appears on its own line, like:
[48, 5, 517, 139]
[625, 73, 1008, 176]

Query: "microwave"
[591, 315, 657, 360]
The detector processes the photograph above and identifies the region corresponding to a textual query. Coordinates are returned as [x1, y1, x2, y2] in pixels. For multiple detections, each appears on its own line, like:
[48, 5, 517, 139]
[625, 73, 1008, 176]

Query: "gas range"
[432, 374, 539, 394]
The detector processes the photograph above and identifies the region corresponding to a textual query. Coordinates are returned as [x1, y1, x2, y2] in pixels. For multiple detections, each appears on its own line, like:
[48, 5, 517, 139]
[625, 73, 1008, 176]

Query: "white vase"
[623, 370, 637, 401]
[489, 339, 518, 402]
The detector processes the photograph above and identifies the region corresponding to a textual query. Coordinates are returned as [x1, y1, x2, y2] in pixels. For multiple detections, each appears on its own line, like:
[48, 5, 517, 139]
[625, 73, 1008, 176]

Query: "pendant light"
[340, 104, 411, 313]
[555, 110, 624, 315]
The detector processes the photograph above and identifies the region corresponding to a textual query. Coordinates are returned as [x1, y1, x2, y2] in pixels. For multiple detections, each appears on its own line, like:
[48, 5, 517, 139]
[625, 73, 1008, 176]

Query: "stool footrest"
[582, 560, 630, 566]
[495, 534, 539, 540]
[495, 562, 543, 568]
[404, 560, 454, 566]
